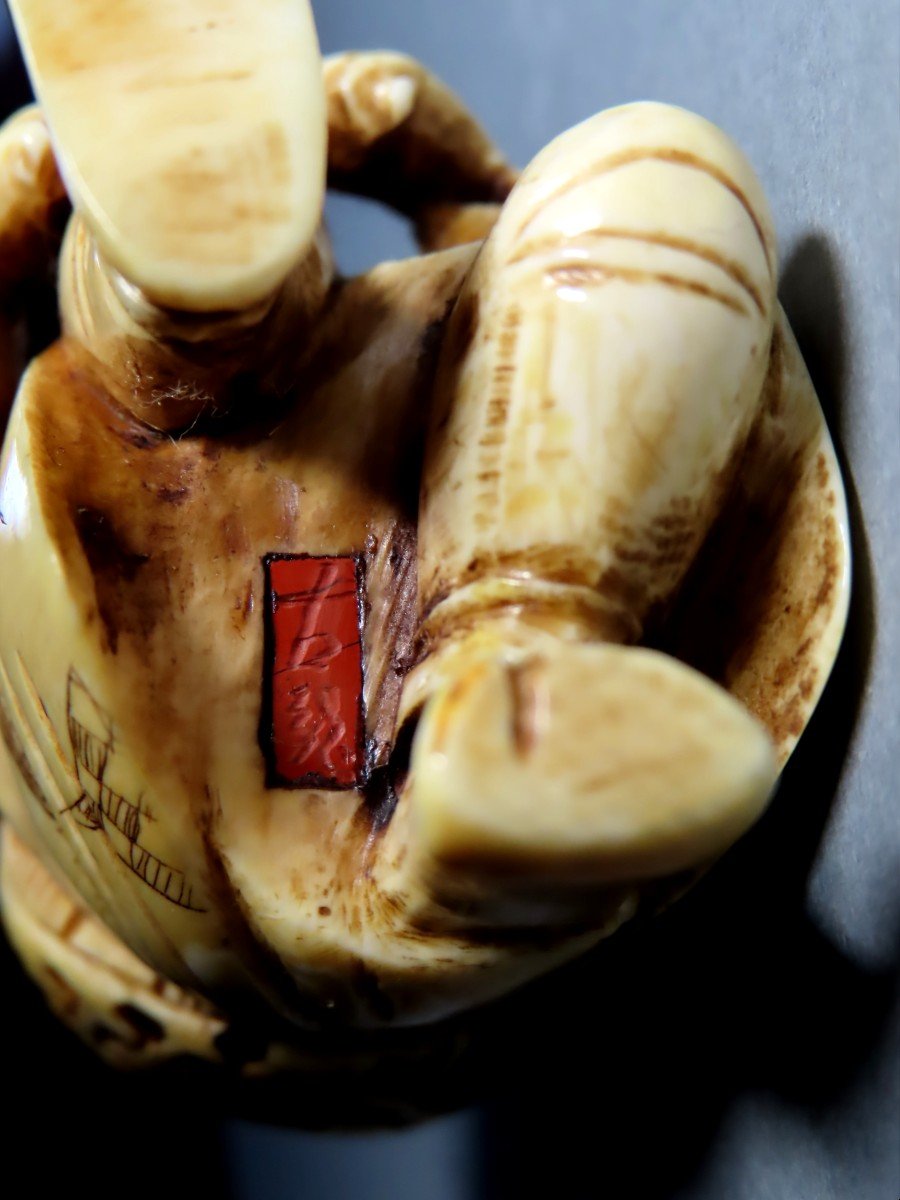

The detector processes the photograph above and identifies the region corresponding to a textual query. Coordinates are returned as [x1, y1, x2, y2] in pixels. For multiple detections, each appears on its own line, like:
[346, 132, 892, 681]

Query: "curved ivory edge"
[772, 304, 852, 762]
[375, 638, 778, 932]
[0, 823, 227, 1068]
[662, 302, 853, 771]
[9, 0, 327, 312]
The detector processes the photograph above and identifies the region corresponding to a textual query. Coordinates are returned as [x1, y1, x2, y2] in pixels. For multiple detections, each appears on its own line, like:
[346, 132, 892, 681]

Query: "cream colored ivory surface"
[9, 0, 326, 311]
[0, 18, 851, 1067]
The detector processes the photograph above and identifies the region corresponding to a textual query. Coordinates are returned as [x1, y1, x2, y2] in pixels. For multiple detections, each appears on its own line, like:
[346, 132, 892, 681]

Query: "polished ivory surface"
[0, 2, 849, 1070]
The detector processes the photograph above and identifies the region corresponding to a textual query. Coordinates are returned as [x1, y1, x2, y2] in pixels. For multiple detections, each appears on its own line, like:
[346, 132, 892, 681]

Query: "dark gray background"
[2, 2, 898, 1198]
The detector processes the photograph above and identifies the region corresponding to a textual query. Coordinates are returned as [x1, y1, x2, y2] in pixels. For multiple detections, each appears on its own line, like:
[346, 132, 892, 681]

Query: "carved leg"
[381, 103, 783, 930]
[9, 0, 335, 431]
[324, 52, 516, 251]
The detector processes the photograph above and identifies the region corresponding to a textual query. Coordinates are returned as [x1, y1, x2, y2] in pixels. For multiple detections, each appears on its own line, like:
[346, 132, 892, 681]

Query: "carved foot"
[384, 632, 777, 931]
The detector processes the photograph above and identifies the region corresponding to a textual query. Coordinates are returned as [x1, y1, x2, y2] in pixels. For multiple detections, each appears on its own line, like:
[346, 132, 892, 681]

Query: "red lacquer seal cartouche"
[262, 554, 365, 788]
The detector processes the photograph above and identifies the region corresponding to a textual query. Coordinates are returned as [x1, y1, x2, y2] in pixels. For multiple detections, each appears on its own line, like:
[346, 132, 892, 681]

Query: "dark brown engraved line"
[474, 305, 521, 532]
[511, 226, 767, 317]
[81, 769, 143, 842]
[70, 721, 109, 782]
[64, 674, 206, 911]
[545, 263, 749, 316]
[120, 840, 202, 912]
[2, 663, 136, 910]
[66, 793, 101, 829]
[516, 147, 773, 276]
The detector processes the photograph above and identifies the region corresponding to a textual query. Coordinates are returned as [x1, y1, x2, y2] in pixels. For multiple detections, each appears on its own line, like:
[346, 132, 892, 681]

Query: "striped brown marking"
[504, 299, 558, 490]
[473, 305, 522, 532]
[545, 263, 749, 317]
[516, 147, 773, 276]
[511, 226, 768, 317]
[120, 839, 202, 911]
[123, 69, 255, 93]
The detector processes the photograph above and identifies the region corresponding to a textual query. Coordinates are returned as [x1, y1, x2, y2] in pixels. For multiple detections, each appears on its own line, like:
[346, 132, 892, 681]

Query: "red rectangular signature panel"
[265, 555, 364, 788]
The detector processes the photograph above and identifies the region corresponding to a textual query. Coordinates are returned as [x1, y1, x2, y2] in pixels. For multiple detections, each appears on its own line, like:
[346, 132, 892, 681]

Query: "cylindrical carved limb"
[60, 45, 519, 430]
[58, 216, 334, 431]
[8, 0, 334, 431]
[381, 103, 781, 929]
[10, 0, 327, 314]
[324, 52, 516, 252]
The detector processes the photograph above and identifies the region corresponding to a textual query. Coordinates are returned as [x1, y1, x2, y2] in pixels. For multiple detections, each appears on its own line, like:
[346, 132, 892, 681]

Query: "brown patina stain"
[472, 304, 521, 533]
[658, 330, 842, 759]
[230, 581, 255, 635]
[466, 544, 599, 590]
[58, 907, 86, 942]
[14, 244, 471, 998]
[148, 122, 292, 253]
[73, 506, 151, 653]
[507, 659, 544, 758]
[155, 482, 191, 505]
[27, 1, 192, 79]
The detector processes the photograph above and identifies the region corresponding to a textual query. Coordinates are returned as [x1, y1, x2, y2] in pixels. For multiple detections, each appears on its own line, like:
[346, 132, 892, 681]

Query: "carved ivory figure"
[0, 0, 849, 1070]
